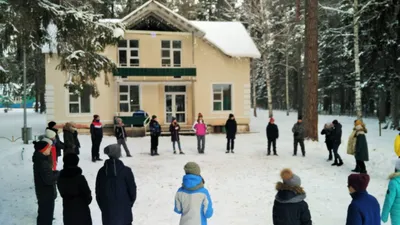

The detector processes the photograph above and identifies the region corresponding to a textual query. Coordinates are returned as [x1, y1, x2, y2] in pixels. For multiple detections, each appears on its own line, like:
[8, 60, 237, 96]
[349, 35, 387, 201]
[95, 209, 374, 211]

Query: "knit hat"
[348, 173, 370, 191]
[45, 129, 56, 139]
[63, 154, 79, 167]
[229, 113, 234, 119]
[270, 117, 275, 123]
[33, 140, 50, 153]
[280, 168, 301, 187]
[152, 115, 157, 120]
[184, 162, 201, 176]
[48, 121, 56, 128]
[298, 115, 302, 120]
[332, 120, 339, 125]
[104, 144, 121, 159]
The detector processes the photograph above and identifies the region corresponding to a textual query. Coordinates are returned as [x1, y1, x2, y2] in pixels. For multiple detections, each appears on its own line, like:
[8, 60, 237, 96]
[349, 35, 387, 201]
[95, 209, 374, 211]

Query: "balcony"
[113, 67, 196, 77]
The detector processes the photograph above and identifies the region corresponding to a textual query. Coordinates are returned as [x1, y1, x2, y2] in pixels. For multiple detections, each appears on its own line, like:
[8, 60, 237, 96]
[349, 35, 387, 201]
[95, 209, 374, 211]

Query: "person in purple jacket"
[192, 113, 207, 154]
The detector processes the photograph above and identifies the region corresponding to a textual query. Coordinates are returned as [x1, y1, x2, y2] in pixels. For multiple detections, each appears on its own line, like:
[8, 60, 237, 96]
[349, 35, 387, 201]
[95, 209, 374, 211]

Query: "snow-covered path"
[0, 109, 398, 225]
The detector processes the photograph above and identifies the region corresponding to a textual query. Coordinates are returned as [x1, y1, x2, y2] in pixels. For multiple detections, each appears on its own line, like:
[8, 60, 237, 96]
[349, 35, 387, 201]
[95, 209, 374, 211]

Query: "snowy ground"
[0, 109, 398, 225]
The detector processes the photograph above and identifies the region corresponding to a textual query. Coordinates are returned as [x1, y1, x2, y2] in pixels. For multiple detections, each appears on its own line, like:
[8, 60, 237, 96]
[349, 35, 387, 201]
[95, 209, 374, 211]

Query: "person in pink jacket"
[193, 113, 207, 154]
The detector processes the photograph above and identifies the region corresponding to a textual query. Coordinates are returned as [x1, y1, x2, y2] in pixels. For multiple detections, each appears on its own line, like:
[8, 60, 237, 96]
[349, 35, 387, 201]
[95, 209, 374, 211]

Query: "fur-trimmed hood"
[275, 182, 306, 203]
[388, 172, 400, 180]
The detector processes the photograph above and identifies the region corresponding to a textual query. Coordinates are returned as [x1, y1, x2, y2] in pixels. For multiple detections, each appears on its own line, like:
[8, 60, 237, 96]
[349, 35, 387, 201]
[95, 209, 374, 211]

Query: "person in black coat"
[266, 117, 279, 156]
[47, 121, 64, 160]
[72, 123, 81, 155]
[225, 113, 237, 153]
[90, 114, 103, 162]
[63, 122, 76, 155]
[321, 122, 334, 161]
[149, 115, 161, 156]
[57, 154, 92, 225]
[32, 140, 59, 225]
[273, 169, 312, 225]
[331, 120, 344, 166]
[169, 117, 184, 154]
[96, 144, 137, 225]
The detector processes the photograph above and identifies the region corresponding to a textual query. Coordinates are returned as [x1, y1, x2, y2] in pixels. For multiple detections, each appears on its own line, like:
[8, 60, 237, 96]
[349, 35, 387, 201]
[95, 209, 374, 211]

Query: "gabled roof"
[121, 0, 205, 37]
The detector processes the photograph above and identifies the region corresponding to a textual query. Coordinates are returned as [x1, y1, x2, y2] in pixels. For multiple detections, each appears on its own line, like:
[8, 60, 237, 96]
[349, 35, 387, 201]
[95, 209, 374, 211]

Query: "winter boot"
[226, 150, 230, 153]
[337, 158, 343, 166]
[273, 152, 278, 156]
[267, 151, 271, 156]
[173, 150, 176, 154]
[154, 150, 160, 156]
[331, 159, 339, 166]
[351, 165, 360, 172]
[150, 150, 155, 156]
[327, 152, 333, 161]
[96, 158, 103, 161]
[92, 158, 96, 162]
[231, 150, 235, 153]
[179, 151, 185, 154]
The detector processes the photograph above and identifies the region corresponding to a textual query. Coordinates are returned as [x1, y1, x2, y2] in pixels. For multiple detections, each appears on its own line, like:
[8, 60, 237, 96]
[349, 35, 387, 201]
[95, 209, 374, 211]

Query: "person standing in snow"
[170, 117, 184, 154]
[354, 120, 369, 174]
[63, 122, 76, 155]
[174, 162, 213, 225]
[115, 118, 132, 157]
[272, 168, 311, 225]
[149, 115, 161, 156]
[45, 129, 58, 171]
[321, 122, 334, 161]
[96, 144, 137, 225]
[225, 113, 237, 153]
[292, 116, 306, 157]
[57, 154, 92, 225]
[331, 120, 344, 166]
[266, 117, 279, 156]
[348, 120, 368, 172]
[381, 159, 400, 225]
[193, 113, 207, 154]
[72, 123, 81, 155]
[90, 114, 103, 162]
[32, 140, 59, 225]
[346, 173, 380, 225]
[46, 121, 64, 161]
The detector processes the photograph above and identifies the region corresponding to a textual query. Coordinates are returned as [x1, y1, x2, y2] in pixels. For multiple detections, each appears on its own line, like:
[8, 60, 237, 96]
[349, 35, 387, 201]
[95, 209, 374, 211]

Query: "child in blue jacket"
[174, 162, 213, 225]
[382, 159, 400, 224]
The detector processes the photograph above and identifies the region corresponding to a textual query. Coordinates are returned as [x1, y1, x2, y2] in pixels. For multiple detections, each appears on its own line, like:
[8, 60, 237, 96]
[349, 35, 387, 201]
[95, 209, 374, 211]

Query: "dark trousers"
[150, 135, 159, 151]
[37, 198, 55, 225]
[91, 138, 102, 159]
[332, 142, 342, 161]
[268, 139, 277, 154]
[356, 160, 367, 173]
[325, 141, 333, 155]
[227, 138, 234, 150]
[294, 139, 305, 155]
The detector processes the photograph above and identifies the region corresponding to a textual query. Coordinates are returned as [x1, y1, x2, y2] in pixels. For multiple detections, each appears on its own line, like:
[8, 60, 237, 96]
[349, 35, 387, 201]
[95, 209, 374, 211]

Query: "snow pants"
[37, 198, 55, 225]
[91, 138, 102, 160]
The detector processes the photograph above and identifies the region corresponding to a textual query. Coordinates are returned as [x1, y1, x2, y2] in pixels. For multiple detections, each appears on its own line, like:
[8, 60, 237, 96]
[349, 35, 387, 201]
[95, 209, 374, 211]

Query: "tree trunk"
[303, 0, 319, 141]
[251, 59, 257, 117]
[378, 89, 386, 123]
[296, 41, 303, 116]
[391, 84, 400, 129]
[353, 0, 362, 119]
[285, 26, 290, 116]
[35, 75, 39, 113]
[265, 59, 273, 118]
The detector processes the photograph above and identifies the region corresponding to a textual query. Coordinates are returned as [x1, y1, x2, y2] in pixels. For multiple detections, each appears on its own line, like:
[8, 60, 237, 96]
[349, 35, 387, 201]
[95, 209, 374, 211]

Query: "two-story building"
[43, 0, 260, 132]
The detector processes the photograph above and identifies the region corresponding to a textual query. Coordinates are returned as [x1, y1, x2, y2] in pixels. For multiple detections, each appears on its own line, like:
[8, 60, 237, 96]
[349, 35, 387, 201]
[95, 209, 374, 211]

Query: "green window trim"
[113, 67, 196, 76]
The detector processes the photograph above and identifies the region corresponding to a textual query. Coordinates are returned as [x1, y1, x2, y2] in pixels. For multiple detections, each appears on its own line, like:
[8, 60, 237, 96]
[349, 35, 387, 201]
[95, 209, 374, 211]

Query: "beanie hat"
[270, 117, 275, 123]
[45, 129, 56, 139]
[63, 154, 79, 167]
[348, 173, 370, 192]
[395, 159, 400, 172]
[332, 120, 339, 125]
[104, 144, 121, 159]
[280, 168, 301, 187]
[184, 162, 201, 176]
[229, 113, 234, 119]
[152, 115, 157, 120]
[48, 121, 56, 128]
[298, 115, 302, 120]
[33, 141, 50, 153]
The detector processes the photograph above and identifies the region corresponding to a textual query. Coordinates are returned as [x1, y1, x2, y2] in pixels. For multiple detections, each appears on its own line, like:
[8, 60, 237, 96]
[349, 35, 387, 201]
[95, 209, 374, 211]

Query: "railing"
[143, 114, 151, 134]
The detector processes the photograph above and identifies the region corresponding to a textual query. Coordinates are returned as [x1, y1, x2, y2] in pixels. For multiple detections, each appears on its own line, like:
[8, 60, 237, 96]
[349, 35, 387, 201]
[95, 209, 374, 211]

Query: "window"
[161, 40, 181, 67]
[212, 84, 232, 111]
[119, 85, 140, 112]
[69, 86, 91, 113]
[118, 40, 139, 67]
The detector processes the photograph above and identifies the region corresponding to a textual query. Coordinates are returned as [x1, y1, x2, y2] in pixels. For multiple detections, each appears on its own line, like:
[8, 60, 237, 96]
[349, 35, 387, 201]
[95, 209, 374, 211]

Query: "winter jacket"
[355, 125, 369, 161]
[292, 122, 305, 140]
[193, 121, 207, 136]
[90, 121, 103, 141]
[346, 191, 380, 225]
[267, 123, 279, 140]
[382, 172, 400, 225]
[321, 128, 334, 143]
[170, 123, 180, 142]
[225, 119, 237, 139]
[332, 123, 342, 144]
[46, 127, 64, 157]
[395, 135, 400, 157]
[272, 182, 312, 225]
[73, 130, 81, 155]
[57, 167, 92, 225]
[149, 119, 161, 137]
[174, 174, 213, 225]
[63, 129, 76, 154]
[33, 150, 58, 202]
[96, 159, 137, 225]
[115, 125, 127, 140]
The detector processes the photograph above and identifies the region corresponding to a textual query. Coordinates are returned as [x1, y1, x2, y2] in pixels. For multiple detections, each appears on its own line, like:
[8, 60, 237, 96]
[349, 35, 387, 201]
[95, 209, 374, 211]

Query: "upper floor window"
[161, 40, 181, 67]
[118, 40, 139, 67]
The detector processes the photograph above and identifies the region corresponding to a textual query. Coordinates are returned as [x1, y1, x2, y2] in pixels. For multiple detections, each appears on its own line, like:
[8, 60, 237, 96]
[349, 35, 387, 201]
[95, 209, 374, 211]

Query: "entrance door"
[165, 93, 186, 123]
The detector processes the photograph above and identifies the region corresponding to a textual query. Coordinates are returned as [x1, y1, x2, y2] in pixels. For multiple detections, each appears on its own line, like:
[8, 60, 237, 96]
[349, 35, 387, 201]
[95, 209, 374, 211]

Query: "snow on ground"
[0, 109, 398, 225]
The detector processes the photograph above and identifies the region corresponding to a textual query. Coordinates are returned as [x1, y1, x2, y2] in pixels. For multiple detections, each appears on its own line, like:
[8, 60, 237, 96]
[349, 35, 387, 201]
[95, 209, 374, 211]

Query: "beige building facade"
[43, 0, 260, 132]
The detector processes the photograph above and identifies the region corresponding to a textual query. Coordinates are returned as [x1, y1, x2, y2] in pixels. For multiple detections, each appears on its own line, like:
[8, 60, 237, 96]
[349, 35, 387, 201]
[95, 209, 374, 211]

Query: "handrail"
[143, 114, 151, 133]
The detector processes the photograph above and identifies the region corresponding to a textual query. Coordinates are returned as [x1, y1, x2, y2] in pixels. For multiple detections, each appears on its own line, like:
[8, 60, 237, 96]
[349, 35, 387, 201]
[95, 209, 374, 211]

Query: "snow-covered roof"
[190, 21, 261, 58]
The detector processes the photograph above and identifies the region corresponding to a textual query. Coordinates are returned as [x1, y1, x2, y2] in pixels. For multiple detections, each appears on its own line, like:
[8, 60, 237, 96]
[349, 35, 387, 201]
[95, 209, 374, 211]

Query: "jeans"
[267, 139, 276, 153]
[117, 139, 131, 156]
[332, 142, 342, 161]
[172, 141, 182, 151]
[227, 138, 235, 150]
[197, 135, 205, 152]
[294, 139, 305, 155]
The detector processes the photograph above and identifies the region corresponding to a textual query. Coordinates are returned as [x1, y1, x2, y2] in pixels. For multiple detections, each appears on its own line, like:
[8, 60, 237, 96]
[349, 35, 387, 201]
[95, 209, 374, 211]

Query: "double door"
[165, 93, 186, 123]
